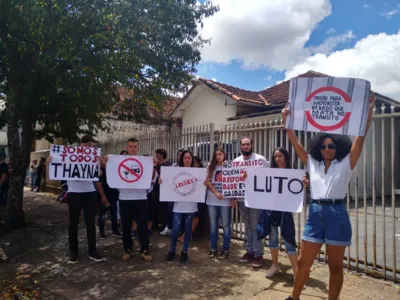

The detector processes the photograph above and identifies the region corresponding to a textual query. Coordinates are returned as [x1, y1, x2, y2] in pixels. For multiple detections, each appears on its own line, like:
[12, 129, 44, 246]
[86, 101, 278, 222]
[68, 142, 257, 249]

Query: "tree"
[0, 0, 219, 229]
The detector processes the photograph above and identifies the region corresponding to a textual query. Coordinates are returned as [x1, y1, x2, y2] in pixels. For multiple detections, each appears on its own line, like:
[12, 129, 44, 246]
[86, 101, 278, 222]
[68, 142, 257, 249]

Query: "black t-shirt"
[0, 162, 9, 192]
[99, 167, 118, 200]
[153, 161, 171, 193]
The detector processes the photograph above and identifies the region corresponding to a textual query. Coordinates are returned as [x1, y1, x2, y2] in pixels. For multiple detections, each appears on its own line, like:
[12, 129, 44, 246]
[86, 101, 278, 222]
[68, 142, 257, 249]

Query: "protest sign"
[245, 168, 305, 213]
[106, 155, 153, 189]
[49, 144, 100, 181]
[159, 167, 206, 203]
[285, 77, 370, 136]
[222, 159, 267, 198]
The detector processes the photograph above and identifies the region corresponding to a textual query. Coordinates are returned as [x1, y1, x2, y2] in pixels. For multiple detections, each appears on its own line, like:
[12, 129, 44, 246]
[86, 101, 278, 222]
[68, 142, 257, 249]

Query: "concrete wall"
[181, 87, 236, 130]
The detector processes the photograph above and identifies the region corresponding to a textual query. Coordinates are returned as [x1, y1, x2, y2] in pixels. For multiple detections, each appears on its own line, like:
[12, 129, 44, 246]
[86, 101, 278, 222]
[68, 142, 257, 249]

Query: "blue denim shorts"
[302, 203, 352, 247]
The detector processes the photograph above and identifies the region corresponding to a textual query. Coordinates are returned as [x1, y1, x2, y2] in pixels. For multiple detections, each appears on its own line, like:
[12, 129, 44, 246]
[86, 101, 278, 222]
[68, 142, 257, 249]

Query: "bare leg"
[326, 245, 346, 300]
[270, 248, 279, 266]
[291, 241, 322, 299]
[288, 254, 298, 273]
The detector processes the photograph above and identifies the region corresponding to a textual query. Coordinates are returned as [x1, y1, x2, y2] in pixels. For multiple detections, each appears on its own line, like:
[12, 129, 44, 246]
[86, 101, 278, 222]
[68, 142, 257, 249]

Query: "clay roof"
[198, 70, 329, 106]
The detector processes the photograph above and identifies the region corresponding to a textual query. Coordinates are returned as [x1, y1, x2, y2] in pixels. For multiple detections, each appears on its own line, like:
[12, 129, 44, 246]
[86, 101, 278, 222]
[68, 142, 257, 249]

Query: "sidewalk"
[0, 190, 399, 300]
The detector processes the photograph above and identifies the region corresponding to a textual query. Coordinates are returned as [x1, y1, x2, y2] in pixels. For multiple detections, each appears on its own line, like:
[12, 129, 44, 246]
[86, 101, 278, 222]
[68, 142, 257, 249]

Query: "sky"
[196, 0, 400, 99]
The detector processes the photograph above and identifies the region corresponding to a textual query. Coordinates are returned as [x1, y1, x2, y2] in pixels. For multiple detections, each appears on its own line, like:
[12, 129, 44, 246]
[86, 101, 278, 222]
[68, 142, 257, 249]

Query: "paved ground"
[0, 190, 399, 300]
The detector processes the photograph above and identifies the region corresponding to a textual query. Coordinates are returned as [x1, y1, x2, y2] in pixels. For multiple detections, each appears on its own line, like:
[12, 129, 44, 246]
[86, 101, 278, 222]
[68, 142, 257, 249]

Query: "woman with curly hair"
[282, 93, 375, 300]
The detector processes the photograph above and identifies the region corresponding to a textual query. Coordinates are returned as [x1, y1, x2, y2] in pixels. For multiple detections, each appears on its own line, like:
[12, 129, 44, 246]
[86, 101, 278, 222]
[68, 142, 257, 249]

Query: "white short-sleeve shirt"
[232, 153, 269, 201]
[307, 153, 353, 199]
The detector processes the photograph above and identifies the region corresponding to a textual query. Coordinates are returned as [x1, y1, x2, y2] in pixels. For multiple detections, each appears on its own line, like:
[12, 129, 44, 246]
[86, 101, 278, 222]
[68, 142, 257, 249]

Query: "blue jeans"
[302, 203, 352, 246]
[208, 205, 232, 252]
[237, 201, 264, 257]
[170, 212, 194, 253]
[268, 225, 297, 256]
[29, 173, 36, 189]
[98, 199, 119, 234]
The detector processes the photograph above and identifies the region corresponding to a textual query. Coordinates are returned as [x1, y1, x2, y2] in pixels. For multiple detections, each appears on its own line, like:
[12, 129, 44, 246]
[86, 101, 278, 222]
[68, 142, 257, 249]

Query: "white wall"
[181, 86, 236, 130]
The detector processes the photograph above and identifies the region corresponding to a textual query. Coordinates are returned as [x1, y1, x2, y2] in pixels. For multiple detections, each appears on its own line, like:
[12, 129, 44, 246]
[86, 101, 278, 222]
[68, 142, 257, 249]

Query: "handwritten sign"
[106, 155, 153, 189]
[245, 168, 305, 213]
[286, 77, 370, 136]
[159, 167, 206, 203]
[222, 158, 268, 198]
[49, 144, 100, 181]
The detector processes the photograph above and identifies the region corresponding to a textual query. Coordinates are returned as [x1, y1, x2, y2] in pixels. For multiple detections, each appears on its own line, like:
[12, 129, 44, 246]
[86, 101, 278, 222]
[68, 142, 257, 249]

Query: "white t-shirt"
[232, 153, 269, 201]
[206, 165, 231, 207]
[307, 153, 353, 199]
[173, 201, 198, 213]
[119, 188, 147, 200]
[67, 180, 96, 193]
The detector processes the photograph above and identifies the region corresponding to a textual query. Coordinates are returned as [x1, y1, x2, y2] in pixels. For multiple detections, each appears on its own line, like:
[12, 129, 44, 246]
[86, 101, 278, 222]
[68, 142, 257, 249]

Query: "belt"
[311, 198, 346, 205]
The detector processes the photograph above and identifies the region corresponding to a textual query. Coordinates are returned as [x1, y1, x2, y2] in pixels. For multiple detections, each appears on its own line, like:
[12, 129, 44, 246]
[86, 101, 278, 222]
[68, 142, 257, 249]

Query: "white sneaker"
[160, 227, 171, 236]
[265, 264, 280, 278]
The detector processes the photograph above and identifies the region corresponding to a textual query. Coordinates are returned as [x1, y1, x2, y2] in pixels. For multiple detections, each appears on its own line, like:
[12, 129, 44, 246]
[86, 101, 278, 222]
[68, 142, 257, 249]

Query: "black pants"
[68, 192, 98, 255]
[119, 200, 149, 253]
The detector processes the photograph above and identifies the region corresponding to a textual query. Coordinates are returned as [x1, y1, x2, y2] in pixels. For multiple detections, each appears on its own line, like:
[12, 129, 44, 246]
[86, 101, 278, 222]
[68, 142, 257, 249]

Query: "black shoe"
[219, 251, 230, 259]
[100, 232, 106, 239]
[89, 252, 105, 262]
[68, 253, 79, 264]
[285, 297, 298, 300]
[113, 231, 122, 237]
[166, 251, 175, 261]
[180, 251, 188, 263]
[209, 250, 217, 258]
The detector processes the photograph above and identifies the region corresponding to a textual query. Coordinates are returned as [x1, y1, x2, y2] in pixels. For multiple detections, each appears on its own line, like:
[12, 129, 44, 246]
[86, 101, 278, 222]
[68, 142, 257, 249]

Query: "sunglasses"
[320, 143, 337, 150]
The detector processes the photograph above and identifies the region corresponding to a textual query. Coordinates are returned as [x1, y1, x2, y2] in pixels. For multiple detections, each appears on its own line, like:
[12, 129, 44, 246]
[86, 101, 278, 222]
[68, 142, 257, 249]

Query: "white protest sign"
[159, 167, 206, 203]
[222, 158, 267, 198]
[245, 168, 305, 213]
[106, 155, 153, 189]
[49, 144, 100, 181]
[286, 77, 370, 136]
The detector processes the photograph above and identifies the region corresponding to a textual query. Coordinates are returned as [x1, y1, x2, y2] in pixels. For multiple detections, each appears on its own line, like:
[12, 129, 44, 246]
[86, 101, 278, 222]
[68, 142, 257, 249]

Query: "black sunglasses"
[320, 143, 337, 150]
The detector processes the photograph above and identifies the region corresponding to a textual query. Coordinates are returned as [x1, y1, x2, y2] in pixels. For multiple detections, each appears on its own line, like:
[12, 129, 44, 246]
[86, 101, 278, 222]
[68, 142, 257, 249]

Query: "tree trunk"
[5, 93, 33, 230]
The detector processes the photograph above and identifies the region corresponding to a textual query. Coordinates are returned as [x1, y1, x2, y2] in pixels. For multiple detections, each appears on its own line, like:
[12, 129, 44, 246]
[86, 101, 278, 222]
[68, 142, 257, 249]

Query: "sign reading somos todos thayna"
[245, 168, 306, 213]
[286, 77, 371, 136]
[159, 167, 207, 203]
[106, 155, 153, 189]
[222, 159, 268, 198]
[49, 144, 101, 181]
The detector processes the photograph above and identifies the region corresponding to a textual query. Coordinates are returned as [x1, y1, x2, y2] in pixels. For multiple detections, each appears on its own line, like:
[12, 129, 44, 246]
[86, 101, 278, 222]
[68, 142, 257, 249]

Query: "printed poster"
[159, 167, 206, 203]
[106, 155, 153, 189]
[286, 77, 370, 136]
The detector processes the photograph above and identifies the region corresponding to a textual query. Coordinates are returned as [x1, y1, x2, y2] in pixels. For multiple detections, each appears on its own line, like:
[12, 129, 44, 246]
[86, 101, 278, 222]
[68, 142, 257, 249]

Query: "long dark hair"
[308, 133, 352, 162]
[207, 147, 226, 178]
[193, 156, 204, 168]
[179, 150, 194, 167]
[270, 147, 291, 169]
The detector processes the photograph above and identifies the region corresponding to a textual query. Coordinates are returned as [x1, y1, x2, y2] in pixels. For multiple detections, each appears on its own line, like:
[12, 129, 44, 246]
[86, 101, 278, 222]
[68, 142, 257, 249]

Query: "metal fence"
[102, 107, 399, 282]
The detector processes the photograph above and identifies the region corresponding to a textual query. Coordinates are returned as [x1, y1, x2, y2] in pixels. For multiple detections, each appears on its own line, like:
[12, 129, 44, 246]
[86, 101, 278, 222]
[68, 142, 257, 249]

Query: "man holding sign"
[104, 138, 156, 262]
[233, 137, 269, 268]
[47, 135, 107, 264]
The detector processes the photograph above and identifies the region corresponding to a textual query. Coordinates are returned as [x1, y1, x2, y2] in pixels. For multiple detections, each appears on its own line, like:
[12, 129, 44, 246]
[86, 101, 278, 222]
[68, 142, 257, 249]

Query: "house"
[169, 70, 400, 198]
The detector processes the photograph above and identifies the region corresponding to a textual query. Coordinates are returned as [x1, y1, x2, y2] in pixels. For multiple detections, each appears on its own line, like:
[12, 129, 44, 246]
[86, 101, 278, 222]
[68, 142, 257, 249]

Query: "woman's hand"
[241, 170, 247, 180]
[204, 178, 210, 186]
[231, 199, 237, 208]
[103, 155, 109, 164]
[158, 177, 162, 185]
[281, 103, 291, 124]
[368, 92, 376, 116]
[216, 192, 224, 200]
[302, 175, 309, 188]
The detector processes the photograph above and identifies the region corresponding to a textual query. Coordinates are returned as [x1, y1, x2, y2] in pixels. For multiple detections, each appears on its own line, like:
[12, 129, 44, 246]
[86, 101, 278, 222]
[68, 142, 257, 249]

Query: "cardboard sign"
[106, 155, 153, 189]
[222, 159, 268, 198]
[49, 144, 100, 181]
[159, 167, 206, 203]
[286, 77, 370, 136]
[245, 168, 306, 213]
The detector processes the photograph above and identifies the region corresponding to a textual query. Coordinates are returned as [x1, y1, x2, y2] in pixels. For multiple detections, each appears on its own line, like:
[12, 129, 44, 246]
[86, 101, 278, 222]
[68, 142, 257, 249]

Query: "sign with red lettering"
[286, 77, 370, 136]
[106, 155, 153, 189]
[159, 167, 206, 203]
[222, 157, 269, 198]
[49, 144, 101, 181]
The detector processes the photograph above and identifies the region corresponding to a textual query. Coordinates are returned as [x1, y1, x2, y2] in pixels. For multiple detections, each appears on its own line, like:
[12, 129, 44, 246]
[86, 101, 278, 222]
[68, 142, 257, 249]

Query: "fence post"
[209, 123, 215, 160]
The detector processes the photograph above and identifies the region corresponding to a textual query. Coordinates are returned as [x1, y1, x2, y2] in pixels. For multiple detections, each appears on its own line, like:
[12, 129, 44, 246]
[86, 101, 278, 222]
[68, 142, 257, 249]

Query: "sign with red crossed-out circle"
[305, 86, 351, 131]
[118, 158, 144, 183]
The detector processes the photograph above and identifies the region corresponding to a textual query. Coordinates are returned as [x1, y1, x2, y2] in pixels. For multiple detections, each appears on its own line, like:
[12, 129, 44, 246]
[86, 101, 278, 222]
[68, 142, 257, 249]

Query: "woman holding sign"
[205, 147, 232, 259]
[263, 147, 298, 278]
[161, 150, 198, 263]
[282, 93, 375, 300]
